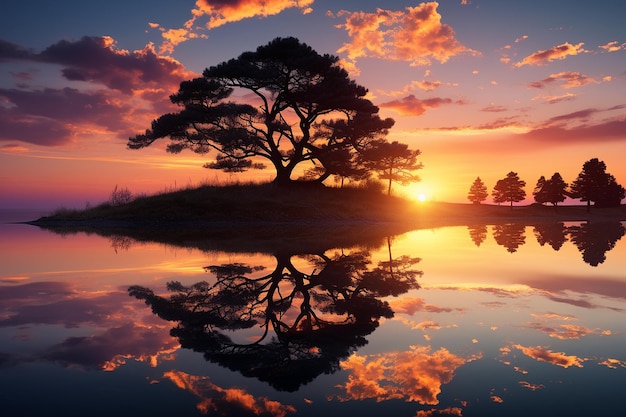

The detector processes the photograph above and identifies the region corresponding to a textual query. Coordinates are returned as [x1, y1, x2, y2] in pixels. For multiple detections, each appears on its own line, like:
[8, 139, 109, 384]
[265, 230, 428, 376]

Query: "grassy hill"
[32, 182, 626, 229]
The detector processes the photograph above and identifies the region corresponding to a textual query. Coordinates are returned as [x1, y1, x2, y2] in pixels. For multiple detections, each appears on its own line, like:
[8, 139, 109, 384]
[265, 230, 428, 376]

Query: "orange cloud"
[533, 93, 576, 104]
[388, 296, 453, 315]
[528, 71, 600, 89]
[0, 144, 29, 153]
[335, 2, 476, 68]
[598, 358, 626, 369]
[519, 381, 545, 391]
[599, 41, 626, 52]
[515, 42, 586, 67]
[512, 344, 586, 368]
[192, 0, 314, 29]
[163, 370, 297, 416]
[379, 95, 457, 116]
[416, 406, 463, 417]
[335, 346, 475, 405]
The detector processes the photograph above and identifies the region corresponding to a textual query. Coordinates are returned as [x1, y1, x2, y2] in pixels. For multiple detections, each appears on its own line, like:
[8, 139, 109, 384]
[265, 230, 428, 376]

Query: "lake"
[1, 210, 625, 417]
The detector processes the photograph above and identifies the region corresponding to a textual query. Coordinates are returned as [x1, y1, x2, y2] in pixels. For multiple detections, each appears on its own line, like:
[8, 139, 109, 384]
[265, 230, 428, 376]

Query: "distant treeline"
[468, 158, 625, 211]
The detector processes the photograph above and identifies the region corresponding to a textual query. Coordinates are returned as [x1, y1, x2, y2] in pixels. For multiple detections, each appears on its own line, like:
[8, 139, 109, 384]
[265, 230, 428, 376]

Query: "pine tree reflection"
[567, 221, 626, 267]
[492, 223, 526, 253]
[467, 224, 488, 247]
[129, 248, 422, 391]
[533, 222, 568, 251]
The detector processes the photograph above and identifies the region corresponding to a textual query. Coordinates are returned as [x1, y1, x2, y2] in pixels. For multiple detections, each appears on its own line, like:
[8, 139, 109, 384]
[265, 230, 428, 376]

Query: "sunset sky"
[1, 0, 625, 209]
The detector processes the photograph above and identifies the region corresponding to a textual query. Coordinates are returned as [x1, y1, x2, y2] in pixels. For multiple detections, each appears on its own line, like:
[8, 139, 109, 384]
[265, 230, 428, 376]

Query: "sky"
[1, 0, 625, 209]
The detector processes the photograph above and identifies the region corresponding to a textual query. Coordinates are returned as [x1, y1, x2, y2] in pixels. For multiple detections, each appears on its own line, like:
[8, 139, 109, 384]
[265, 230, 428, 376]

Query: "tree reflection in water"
[129, 247, 422, 391]
[470, 221, 625, 266]
[492, 223, 526, 253]
[467, 224, 488, 247]
[533, 222, 568, 251]
[568, 221, 626, 266]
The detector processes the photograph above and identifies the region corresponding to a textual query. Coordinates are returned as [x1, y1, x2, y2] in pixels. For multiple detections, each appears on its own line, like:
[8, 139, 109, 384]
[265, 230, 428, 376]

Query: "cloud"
[388, 297, 453, 315]
[38, 36, 192, 94]
[43, 323, 177, 370]
[528, 71, 600, 89]
[0, 87, 137, 146]
[378, 79, 459, 97]
[0, 38, 34, 61]
[598, 358, 626, 369]
[416, 407, 463, 417]
[533, 93, 576, 104]
[515, 42, 587, 67]
[522, 275, 626, 304]
[0, 144, 29, 153]
[526, 323, 607, 340]
[0, 36, 192, 146]
[511, 344, 586, 368]
[599, 41, 626, 52]
[163, 370, 297, 416]
[0, 281, 179, 371]
[334, 346, 477, 405]
[335, 2, 476, 68]
[150, 1, 315, 53]
[481, 105, 508, 113]
[192, 0, 314, 29]
[379, 95, 457, 116]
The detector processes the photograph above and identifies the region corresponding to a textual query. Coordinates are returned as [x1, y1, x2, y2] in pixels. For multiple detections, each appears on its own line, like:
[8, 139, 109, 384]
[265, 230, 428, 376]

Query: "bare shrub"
[109, 185, 133, 206]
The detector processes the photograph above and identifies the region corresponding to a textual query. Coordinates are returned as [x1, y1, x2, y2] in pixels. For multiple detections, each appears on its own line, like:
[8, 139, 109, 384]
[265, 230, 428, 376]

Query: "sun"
[404, 182, 436, 203]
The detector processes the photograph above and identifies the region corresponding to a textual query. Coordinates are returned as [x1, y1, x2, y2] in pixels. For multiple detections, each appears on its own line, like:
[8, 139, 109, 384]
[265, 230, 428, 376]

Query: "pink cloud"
[389, 297, 454, 315]
[43, 323, 177, 370]
[0, 36, 192, 146]
[481, 105, 508, 113]
[379, 95, 456, 116]
[515, 42, 587, 67]
[528, 71, 599, 89]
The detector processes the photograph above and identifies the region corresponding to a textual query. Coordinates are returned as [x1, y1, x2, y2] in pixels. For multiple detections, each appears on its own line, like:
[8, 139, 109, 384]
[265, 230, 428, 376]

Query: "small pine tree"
[468, 177, 488, 204]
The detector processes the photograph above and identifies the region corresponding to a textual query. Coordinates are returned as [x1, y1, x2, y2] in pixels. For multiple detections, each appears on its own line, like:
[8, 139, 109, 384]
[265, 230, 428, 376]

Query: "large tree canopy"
[570, 158, 625, 211]
[128, 37, 396, 185]
[492, 171, 526, 207]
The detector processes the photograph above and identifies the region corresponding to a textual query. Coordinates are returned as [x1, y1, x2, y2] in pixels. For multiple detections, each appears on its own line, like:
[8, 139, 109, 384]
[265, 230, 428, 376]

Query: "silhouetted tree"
[302, 147, 369, 187]
[570, 158, 625, 212]
[492, 172, 526, 207]
[128, 37, 396, 186]
[129, 248, 422, 391]
[567, 221, 626, 266]
[360, 140, 423, 195]
[533, 176, 548, 204]
[492, 223, 526, 253]
[534, 172, 569, 207]
[468, 177, 488, 204]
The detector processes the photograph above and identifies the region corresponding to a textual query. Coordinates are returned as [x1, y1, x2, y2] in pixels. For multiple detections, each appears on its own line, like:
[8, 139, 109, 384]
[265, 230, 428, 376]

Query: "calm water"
[1, 211, 625, 417]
